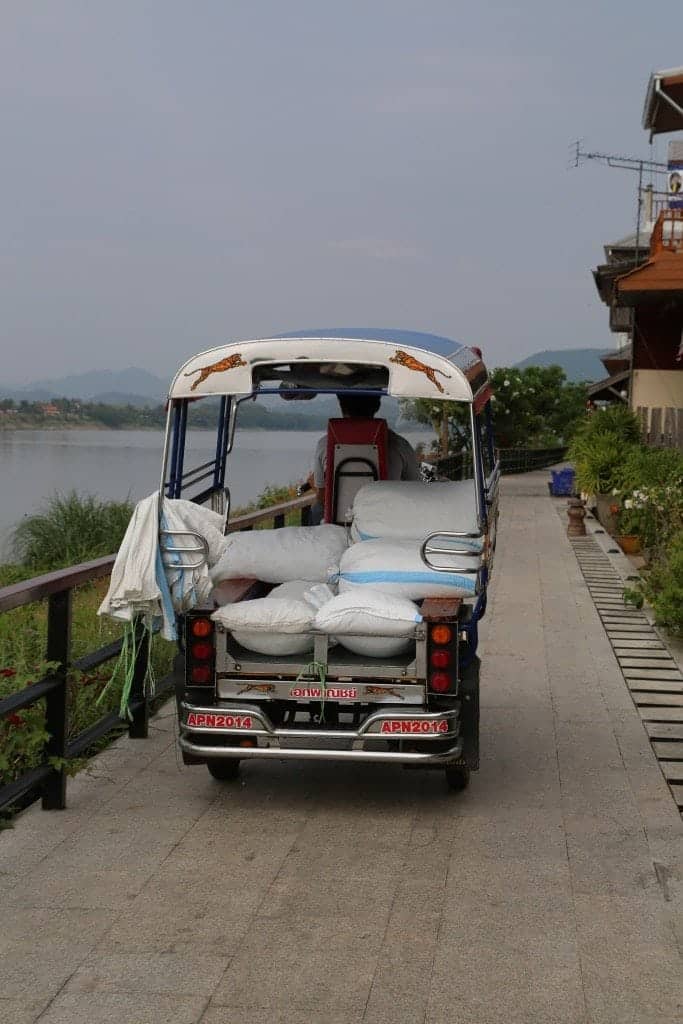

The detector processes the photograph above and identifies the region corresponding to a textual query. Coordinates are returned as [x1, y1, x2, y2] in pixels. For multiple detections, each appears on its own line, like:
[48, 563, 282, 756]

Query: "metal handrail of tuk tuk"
[419, 532, 483, 595]
[159, 531, 210, 571]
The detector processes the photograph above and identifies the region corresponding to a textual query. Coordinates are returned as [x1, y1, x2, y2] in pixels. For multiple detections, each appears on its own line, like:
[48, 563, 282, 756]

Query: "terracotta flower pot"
[617, 534, 642, 555]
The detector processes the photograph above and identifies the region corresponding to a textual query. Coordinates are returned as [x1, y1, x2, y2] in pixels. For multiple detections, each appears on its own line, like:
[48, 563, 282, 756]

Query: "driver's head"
[337, 394, 381, 418]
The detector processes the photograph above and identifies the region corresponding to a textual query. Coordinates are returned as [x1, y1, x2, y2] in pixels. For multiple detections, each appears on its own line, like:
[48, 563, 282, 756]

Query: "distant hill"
[0, 368, 168, 406]
[513, 348, 606, 382]
[0, 365, 421, 429]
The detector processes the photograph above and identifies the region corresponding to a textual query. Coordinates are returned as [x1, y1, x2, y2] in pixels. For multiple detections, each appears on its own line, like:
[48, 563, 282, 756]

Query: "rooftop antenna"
[571, 140, 667, 258]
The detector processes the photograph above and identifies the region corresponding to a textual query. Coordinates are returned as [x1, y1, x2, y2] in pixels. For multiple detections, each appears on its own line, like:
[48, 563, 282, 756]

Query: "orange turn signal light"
[430, 625, 453, 645]
[191, 618, 213, 638]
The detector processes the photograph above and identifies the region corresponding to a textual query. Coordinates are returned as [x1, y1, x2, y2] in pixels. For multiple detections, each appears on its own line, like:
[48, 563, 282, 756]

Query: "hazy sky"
[1, 1, 680, 384]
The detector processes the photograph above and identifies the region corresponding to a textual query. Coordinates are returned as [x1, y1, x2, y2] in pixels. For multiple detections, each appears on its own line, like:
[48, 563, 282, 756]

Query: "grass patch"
[1, 491, 175, 796]
[12, 491, 134, 571]
[0, 578, 175, 790]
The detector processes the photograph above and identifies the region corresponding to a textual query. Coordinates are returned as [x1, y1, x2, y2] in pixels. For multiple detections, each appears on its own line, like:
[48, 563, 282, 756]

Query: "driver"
[312, 393, 420, 510]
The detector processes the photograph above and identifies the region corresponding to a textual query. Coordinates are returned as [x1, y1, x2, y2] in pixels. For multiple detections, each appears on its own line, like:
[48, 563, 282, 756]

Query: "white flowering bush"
[617, 484, 681, 546]
[612, 447, 683, 549]
[612, 445, 683, 636]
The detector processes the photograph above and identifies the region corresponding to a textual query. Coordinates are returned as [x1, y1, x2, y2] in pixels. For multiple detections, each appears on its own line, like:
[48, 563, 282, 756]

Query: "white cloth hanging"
[98, 493, 217, 640]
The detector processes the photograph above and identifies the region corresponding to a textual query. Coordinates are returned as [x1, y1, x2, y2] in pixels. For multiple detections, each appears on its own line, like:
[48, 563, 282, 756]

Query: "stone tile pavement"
[0, 471, 681, 1023]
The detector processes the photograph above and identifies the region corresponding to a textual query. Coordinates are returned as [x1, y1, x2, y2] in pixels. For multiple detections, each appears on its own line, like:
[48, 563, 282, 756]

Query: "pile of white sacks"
[210, 480, 481, 658]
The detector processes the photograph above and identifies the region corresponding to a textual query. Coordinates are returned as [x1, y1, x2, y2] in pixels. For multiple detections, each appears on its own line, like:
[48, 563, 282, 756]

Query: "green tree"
[405, 365, 586, 453]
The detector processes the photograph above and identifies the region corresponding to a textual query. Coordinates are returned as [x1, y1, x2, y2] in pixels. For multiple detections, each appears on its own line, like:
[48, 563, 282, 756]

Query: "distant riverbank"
[0, 427, 434, 559]
[0, 397, 423, 433]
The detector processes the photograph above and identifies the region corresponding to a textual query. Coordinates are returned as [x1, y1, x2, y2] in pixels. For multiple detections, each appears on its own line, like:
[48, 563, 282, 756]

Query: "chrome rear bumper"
[179, 702, 462, 766]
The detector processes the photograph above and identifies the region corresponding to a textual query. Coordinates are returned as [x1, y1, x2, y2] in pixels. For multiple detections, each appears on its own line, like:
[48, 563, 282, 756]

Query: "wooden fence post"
[42, 590, 72, 810]
[128, 621, 150, 740]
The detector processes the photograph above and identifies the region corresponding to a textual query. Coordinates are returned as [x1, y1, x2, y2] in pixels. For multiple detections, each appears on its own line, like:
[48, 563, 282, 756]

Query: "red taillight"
[430, 672, 451, 693]
[191, 618, 213, 638]
[191, 641, 213, 660]
[430, 625, 453, 645]
[191, 665, 212, 685]
[430, 649, 451, 669]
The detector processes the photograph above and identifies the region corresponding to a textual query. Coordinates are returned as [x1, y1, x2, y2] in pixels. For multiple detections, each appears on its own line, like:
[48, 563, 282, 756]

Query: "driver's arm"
[313, 436, 326, 508]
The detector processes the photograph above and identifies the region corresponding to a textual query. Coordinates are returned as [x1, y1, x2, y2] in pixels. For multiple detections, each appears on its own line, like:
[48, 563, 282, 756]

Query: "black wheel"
[445, 766, 470, 791]
[207, 758, 240, 781]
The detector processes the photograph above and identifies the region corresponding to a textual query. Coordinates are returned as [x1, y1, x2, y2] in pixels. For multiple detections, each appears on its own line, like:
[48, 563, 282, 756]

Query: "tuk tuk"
[162, 329, 498, 790]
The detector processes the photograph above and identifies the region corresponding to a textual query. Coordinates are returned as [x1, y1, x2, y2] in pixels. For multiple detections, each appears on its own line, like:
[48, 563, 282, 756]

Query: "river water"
[0, 427, 432, 559]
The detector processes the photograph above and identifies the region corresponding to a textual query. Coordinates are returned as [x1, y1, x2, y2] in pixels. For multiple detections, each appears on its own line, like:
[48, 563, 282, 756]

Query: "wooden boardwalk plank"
[653, 741, 683, 760]
[617, 654, 675, 665]
[625, 679, 683, 694]
[607, 632, 658, 640]
[602, 619, 649, 627]
[660, 761, 683, 783]
[600, 608, 644, 614]
[623, 668, 683, 681]
[633, 693, 683, 706]
[645, 722, 683, 739]
[638, 706, 683, 722]
[599, 606, 645, 613]
[612, 639, 666, 649]
[603, 624, 650, 632]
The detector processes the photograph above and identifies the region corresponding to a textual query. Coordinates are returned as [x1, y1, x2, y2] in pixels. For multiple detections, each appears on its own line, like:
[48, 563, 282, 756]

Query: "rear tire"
[445, 766, 470, 791]
[207, 758, 240, 781]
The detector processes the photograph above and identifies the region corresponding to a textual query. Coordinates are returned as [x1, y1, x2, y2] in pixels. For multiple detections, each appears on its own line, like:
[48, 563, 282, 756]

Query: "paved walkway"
[1, 472, 682, 1024]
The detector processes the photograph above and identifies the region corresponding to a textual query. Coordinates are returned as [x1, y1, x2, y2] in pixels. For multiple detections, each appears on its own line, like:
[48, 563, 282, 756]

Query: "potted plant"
[616, 489, 653, 554]
[567, 407, 643, 531]
[568, 433, 624, 532]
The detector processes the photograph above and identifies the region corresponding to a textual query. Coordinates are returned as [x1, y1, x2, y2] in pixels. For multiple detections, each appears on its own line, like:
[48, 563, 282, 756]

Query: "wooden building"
[590, 67, 683, 448]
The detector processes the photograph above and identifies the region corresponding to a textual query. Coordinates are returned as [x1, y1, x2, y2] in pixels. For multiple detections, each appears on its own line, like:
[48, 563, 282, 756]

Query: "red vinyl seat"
[323, 418, 388, 524]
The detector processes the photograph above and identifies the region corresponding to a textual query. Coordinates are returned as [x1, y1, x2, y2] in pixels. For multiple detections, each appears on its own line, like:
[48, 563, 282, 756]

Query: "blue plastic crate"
[549, 468, 575, 496]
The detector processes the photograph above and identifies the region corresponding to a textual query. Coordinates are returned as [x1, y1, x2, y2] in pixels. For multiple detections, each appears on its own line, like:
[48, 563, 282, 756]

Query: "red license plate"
[186, 712, 253, 729]
[380, 719, 449, 735]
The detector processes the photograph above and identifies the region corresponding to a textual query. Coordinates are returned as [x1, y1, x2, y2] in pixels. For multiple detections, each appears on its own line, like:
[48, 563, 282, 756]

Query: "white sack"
[212, 580, 315, 656]
[338, 635, 412, 658]
[351, 480, 482, 552]
[166, 499, 226, 566]
[313, 589, 421, 659]
[211, 525, 348, 584]
[338, 539, 478, 600]
[99, 493, 214, 640]
[313, 590, 422, 636]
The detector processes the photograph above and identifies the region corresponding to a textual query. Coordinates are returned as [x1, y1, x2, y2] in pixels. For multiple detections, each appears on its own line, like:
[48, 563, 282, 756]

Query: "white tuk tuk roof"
[170, 329, 491, 407]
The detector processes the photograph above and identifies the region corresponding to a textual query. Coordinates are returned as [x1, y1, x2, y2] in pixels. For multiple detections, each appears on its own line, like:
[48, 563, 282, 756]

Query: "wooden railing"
[0, 556, 144, 815]
[0, 493, 317, 815]
[436, 447, 568, 480]
[227, 492, 315, 531]
[497, 447, 568, 474]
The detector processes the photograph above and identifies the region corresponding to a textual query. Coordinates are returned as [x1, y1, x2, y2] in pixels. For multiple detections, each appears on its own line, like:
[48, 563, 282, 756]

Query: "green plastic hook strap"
[295, 660, 328, 724]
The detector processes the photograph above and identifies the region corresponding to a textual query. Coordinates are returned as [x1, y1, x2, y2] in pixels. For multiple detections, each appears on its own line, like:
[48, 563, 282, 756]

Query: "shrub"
[13, 492, 134, 572]
[614, 447, 683, 550]
[0, 665, 50, 786]
[256, 482, 298, 508]
[642, 531, 683, 636]
[568, 432, 633, 495]
[567, 407, 643, 496]
[616, 445, 683, 494]
[574, 405, 642, 443]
